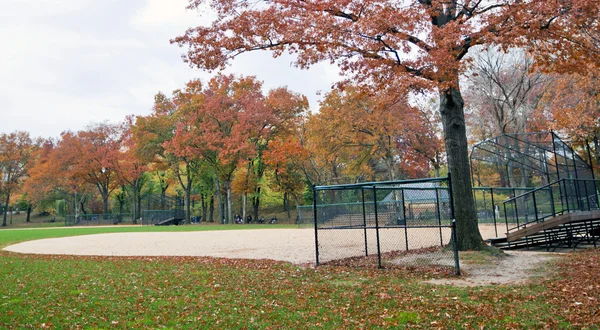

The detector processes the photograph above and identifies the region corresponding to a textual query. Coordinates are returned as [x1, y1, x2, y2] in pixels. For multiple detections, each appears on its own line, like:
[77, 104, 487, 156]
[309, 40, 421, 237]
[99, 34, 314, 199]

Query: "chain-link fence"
[312, 176, 459, 274]
[140, 196, 185, 226]
[64, 213, 132, 226]
[473, 187, 534, 237]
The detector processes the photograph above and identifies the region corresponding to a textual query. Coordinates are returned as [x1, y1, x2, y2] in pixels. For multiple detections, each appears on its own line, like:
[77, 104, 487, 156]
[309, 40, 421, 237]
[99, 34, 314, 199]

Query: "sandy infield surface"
[3, 225, 500, 265]
[3, 229, 318, 264]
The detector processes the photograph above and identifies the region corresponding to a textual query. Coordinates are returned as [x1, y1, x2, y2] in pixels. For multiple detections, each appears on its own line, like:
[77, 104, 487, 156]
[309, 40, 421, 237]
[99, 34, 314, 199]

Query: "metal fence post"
[583, 179, 591, 211]
[532, 190, 538, 222]
[373, 186, 382, 269]
[514, 198, 520, 229]
[504, 203, 509, 235]
[549, 184, 556, 217]
[402, 188, 408, 251]
[452, 219, 460, 276]
[312, 185, 319, 266]
[435, 187, 443, 246]
[490, 187, 498, 237]
[361, 188, 368, 256]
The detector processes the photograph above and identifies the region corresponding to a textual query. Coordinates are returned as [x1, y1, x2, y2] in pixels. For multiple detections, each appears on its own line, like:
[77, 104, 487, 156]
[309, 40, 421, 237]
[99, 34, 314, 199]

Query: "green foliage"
[55, 200, 66, 217]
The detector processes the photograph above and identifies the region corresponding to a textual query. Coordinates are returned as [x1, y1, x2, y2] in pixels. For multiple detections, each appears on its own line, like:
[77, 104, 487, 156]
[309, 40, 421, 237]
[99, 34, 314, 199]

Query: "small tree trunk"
[185, 185, 192, 225]
[252, 186, 261, 221]
[242, 193, 247, 221]
[2, 194, 10, 227]
[132, 185, 138, 224]
[201, 194, 207, 222]
[209, 194, 214, 222]
[293, 194, 301, 224]
[225, 182, 233, 224]
[26, 206, 31, 222]
[136, 189, 142, 224]
[439, 86, 484, 250]
[215, 175, 224, 224]
[102, 194, 109, 215]
[286, 194, 291, 219]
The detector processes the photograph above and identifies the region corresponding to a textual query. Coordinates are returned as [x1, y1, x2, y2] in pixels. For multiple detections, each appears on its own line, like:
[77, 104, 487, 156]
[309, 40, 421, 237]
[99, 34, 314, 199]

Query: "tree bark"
[225, 181, 233, 224]
[102, 194, 109, 215]
[214, 176, 224, 224]
[201, 194, 207, 222]
[293, 194, 301, 224]
[26, 206, 31, 223]
[252, 186, 261, 221]
[209, 194, 214, 222]
[242, 193, 247, 221]
[185, 179, 192, 225]
[132, 184, 138, 224]
[440, 86, 484, 250]
[2, 193, 9, 227]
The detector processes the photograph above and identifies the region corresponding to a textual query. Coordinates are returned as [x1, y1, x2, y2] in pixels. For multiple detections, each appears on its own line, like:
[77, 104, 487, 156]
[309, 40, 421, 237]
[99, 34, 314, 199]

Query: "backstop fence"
[311, 176, 460, 274]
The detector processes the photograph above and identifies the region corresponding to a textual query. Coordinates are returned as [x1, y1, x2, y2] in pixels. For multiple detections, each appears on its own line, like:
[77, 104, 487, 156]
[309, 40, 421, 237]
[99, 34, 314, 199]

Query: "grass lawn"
[1, 226, 599, 329]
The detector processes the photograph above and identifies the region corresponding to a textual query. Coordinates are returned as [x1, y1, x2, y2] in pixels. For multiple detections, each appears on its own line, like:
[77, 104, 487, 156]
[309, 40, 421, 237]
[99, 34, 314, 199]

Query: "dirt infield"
[2, 225, 501, 265]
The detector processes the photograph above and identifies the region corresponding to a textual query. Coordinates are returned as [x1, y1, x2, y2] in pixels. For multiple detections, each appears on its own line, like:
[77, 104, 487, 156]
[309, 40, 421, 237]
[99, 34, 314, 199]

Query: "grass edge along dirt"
[0, 224, 297, 248]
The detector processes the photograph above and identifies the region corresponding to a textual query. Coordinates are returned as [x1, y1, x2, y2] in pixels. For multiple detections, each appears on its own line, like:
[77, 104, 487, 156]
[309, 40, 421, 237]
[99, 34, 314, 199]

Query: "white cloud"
[0, 0, 341, 139]
[131, 0, 203, 30]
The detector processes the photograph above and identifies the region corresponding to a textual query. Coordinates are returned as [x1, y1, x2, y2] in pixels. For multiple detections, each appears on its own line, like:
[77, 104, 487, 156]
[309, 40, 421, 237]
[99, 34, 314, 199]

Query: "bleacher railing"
[502, 178, 600, 233]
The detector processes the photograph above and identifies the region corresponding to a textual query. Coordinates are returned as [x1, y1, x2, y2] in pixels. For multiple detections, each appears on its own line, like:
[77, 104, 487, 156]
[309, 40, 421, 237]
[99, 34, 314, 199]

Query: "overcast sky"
[0, 0, 340, 139]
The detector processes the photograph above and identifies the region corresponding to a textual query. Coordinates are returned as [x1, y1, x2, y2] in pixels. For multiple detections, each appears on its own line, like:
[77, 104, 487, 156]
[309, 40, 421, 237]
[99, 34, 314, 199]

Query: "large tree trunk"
[440, 87, 484, 250]
[2, 194, 9, 227]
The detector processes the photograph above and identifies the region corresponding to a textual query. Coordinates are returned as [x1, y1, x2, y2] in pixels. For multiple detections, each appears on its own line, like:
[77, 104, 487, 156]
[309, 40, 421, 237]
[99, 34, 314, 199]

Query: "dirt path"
[426, 250, 559, 286]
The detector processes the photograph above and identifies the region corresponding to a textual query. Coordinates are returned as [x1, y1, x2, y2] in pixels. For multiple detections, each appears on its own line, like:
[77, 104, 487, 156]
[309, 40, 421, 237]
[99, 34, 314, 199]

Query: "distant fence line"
[64, 213, 133, 226]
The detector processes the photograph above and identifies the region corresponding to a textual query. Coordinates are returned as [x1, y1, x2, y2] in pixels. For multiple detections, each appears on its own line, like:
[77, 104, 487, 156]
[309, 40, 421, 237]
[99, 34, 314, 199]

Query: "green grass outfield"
[1, 226, 599, 328]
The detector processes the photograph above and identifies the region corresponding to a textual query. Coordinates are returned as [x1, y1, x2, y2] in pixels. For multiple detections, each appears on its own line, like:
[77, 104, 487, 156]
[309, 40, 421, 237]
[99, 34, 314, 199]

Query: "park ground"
[1, 225, 599, 328]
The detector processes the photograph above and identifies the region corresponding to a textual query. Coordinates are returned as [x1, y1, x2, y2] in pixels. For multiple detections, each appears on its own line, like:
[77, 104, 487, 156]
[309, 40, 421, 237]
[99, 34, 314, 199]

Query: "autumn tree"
[117, 117, 151, 224]
[131, 92, 179, 209]
[164, 75, 269, 224]
[316, 86, 433, 181]
[0, 131, 39, 227]
[246, 87, 309, 220]
[264, 138, 310, 221]
[56, 123, 123, 215]
[174, 0, 600, 249]
[21, 139, 59, 220]
[540, 66, 600, 167]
